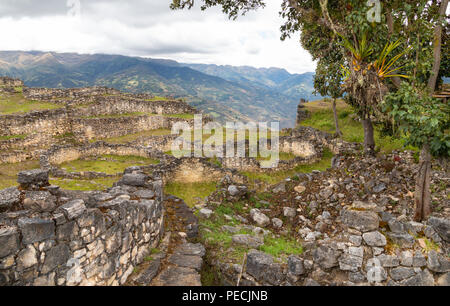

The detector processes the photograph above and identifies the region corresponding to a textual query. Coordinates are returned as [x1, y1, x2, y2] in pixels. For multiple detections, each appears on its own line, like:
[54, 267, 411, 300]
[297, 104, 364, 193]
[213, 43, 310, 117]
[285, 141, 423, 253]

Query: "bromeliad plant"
[371, 39, 411, 80]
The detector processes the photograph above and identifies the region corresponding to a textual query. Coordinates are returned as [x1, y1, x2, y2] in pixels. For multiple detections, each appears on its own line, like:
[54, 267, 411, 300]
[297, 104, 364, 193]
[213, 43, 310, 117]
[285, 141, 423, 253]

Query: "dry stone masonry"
[0, 168, 164, 286]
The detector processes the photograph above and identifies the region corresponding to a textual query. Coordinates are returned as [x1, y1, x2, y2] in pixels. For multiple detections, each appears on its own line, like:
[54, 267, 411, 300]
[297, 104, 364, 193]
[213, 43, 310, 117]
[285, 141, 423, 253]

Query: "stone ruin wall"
[0, 169, 164, 286]
[23, 87, 121, 101]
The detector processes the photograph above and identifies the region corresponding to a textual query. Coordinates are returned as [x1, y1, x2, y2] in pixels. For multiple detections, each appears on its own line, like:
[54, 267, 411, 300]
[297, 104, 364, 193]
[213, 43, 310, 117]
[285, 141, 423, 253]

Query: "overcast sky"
[0, 0, 316, 74]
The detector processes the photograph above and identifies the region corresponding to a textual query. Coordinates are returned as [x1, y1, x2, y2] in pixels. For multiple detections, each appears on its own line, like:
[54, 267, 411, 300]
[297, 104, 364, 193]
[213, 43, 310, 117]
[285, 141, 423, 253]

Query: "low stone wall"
[80, 96, 197, 116]
[0, 169, 164, 286]
[0, 109, 71, 137]
[23, 87, 120, 101]
[41, 142, 161, 166]
[0, 77, 23, 87]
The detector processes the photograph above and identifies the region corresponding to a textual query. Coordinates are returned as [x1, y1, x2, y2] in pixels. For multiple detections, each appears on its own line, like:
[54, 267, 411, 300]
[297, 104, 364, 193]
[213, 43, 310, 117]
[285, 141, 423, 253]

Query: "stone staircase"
[126, 196, 205, 286]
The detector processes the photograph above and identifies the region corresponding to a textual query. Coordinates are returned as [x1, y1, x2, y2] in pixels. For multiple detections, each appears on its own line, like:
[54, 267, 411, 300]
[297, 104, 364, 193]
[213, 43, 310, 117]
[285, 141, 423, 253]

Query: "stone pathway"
[126, 196, 205, 286]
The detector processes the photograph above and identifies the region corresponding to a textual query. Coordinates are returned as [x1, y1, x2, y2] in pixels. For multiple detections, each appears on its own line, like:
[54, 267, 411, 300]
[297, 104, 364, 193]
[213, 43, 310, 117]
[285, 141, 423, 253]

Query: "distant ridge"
[0, 51, 321, 127]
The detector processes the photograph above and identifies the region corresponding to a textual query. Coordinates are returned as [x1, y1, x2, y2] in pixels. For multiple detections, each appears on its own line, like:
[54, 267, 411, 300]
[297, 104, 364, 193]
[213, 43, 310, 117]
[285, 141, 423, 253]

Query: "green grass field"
[93, 128, 173, 144]
[0, 92, 62, 114]
[300, 99, 416, 153]
[59, 154, 159, 174]
[165, 181, 218, 207]
[0, 160, 41, 189]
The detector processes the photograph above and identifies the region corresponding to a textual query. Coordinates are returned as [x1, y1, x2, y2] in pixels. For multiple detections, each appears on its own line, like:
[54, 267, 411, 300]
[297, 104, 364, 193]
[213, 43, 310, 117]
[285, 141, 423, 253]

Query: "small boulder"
[232, 234, 263, 248]
[250, 209, 270, 227]
[341, 209, 379, 232]
[17, 169, 49, 189]
[0, 187, 20, 211]
[283, 207, 296, 218]
[362, 231, 387, 247]
[199, 208, 213, 219]
[272, 218, 283, 229]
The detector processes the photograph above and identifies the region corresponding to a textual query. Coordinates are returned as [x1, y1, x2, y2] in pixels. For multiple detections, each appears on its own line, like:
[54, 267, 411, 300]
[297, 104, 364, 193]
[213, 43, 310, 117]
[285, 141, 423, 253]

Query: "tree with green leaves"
[314, 48, 344, 138]
[170, 0, 449, 220]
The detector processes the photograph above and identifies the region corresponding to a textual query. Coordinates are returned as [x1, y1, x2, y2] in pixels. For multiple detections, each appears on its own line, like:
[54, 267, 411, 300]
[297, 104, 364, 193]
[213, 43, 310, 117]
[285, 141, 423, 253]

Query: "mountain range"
[0, 51, 321, 127]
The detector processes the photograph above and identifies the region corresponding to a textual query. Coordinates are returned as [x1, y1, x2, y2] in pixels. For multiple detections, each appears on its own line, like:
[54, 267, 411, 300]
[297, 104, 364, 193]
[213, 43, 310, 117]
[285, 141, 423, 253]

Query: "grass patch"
[49, 177, 118, 191]
[94, 129, 173, 144]
[0, 160, 41, 189]
[0, 134, 27, 141]
[146, 96, 169, 101]
[0, 92, 62, 114]
[165, 181, 217, 207]
[164, 113, 195, 119]
[59, 155, 159, 174]
[300, 99, 416, 153]
[260, 235, 303, 259]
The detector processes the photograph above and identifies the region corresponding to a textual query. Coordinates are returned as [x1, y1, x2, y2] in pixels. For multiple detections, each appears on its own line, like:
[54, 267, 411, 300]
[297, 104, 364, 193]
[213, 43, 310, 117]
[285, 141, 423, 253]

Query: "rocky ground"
[194, 150, 449, 286]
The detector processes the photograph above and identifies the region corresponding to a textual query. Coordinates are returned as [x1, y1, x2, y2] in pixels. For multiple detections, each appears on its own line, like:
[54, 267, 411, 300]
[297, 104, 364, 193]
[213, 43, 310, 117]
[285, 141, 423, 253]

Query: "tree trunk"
[362, 115, 375, 155]
[332, 98, 343, 138]
[413, 0, 448, 221]
[414, 144, 432, 221]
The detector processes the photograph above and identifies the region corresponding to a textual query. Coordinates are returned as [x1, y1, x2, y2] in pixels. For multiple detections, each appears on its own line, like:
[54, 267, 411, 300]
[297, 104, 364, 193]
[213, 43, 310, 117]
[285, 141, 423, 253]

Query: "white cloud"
[0, 0, 316, 74]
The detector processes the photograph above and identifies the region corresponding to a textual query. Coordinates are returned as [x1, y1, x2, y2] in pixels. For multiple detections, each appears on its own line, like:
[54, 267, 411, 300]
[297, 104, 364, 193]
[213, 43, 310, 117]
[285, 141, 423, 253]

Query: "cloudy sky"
[0, 0, 316, 74]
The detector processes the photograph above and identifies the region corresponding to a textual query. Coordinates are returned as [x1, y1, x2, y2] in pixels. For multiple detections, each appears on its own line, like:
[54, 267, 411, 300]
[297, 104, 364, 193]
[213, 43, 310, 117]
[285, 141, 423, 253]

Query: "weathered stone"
[362, 231, 387, 247]
[400, 251, 413, 267]
[232, 234, 263, 248]
[272, 218, 283, 228]
[17, 244, 38, 270]
[283, 207, 296, 218]
[168, 254, 203, 271]
[0, 227, 19, 258]
[175, 243, 206, 257]
[0, 187, 20, 211]
[250, 209, 270, 227]
[221, 225, 239, 234]
[341, 210, 379, 232]
[246, 250, 285, 285]
[387, 232, 415, 248]
[294, 185, 306, 194]
[42, 244, 71, 274]
[424, 226, 442, 243]
[400, 269, 434, 286]
[17, 169, 49, 188]
[23, 191, 56, 212]
[18, 218, 55, 244]
[288, 255, 305, 276]
[349, 235, 362, 246]
[372, 183, 386, 193]
[33, 272, 55, 286]
[376, 254, 400, 267]
[349, 271, 366, 283]
[427, 217, 450, 242]
[227, 185, 239, 196]
[60, 199, 86, 220]
[272, 182, 286, 194]
[153, 266, 201, 286]
[387, 219, 405, 233]
[199, 208, 213, 219]
[413, 252, 427, 267]
[120, 173, 149, 187]
[133, 189, 155, 199]
[339, 249, 363, 272]
[427, 250, 450, 273]
[135, 258, 161, 285]
[436, 272, 449, 286]
[313, 244, 341, 269]
[56, 221, 79, 242]
[352, 201, 377, 211]
[389, 267, 416, 281]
